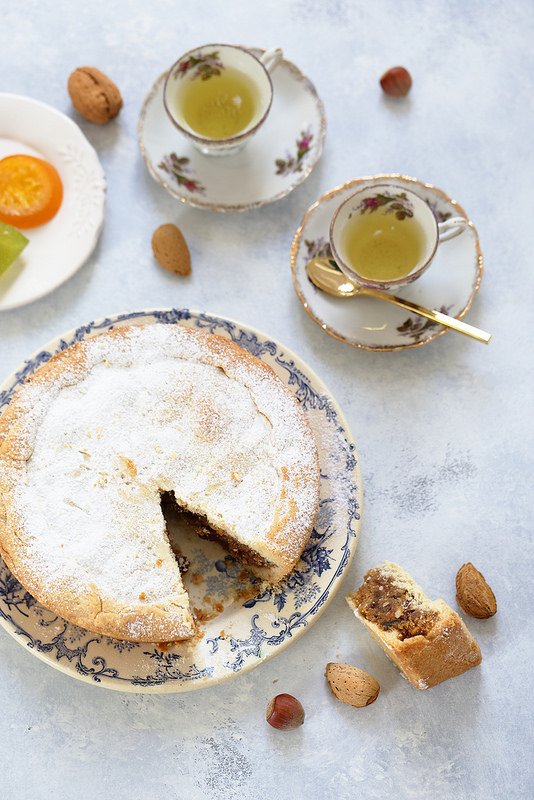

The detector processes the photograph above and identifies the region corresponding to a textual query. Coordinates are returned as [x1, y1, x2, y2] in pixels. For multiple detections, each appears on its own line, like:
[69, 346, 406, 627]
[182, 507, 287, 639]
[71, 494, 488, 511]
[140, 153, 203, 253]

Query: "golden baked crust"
[346, 561, 482, 690]
[0, 324, 320, 642]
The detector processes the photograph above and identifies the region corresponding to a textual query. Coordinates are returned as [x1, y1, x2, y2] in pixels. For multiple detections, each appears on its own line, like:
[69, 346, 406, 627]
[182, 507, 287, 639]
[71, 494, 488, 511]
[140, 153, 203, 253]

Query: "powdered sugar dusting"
[0, 313, 362, 686]
[6, 324, 319, 610]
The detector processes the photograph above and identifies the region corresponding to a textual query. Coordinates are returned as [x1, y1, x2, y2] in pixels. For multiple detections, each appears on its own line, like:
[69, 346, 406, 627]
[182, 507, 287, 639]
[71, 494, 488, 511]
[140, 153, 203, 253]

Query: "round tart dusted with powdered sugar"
[0, 324, 320, 643]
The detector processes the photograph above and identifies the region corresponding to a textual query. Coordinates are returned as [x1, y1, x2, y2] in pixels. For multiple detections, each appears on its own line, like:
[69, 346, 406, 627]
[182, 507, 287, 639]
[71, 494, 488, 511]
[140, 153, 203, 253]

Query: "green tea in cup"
[163, 44, 282, 156]
[341, 209, 426, 282]
[330, 184, 469, 290]
[177, 66, 258, 140]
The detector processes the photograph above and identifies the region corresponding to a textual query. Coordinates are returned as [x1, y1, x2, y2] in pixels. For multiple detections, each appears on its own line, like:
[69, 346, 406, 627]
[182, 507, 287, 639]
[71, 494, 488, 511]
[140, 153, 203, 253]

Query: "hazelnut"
[151, 223, 191, 276]
[266, 693, 305, 731]
[380, 66, 412, 98]
[456, 562, 497, 618]
[325, 662, 380, 708]
[68, 67, 123, 124]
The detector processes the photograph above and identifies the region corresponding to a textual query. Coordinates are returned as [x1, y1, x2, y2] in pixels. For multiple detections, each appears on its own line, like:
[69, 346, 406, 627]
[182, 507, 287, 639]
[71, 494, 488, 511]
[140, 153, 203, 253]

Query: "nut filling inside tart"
[161, 492, 274, 571]
[346, 562, 482, 690]
[351, 567, 439, 640]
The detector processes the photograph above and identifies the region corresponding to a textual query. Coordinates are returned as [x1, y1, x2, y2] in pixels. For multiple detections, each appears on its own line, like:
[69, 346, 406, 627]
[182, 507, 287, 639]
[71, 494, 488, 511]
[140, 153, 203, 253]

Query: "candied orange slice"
[0, 154, 63, 229]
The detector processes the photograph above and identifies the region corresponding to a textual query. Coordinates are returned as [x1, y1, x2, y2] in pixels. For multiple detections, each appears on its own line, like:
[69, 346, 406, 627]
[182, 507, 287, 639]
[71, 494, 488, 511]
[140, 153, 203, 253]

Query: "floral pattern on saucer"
[158, 153, 206, 194]
[291, 175, 484, 351]
[138, 49, 326, 211]
[275, 127, 314, 176]
[0, 309, 361, 692]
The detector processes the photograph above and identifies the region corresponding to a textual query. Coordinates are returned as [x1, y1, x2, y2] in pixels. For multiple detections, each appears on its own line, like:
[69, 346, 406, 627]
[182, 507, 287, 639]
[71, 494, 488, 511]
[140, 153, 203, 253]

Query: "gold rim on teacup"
[163, 44, 282, 157]
[330, 183, 468, 290]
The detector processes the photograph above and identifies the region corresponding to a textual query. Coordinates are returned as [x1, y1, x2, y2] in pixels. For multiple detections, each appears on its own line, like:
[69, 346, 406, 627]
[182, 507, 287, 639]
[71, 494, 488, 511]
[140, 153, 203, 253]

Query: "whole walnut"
[68, 67, 123, 124]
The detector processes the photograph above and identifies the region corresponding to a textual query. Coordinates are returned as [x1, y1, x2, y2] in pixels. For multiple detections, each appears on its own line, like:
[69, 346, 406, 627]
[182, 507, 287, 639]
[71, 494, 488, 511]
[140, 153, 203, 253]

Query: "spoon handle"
[364, 288, 492, 344]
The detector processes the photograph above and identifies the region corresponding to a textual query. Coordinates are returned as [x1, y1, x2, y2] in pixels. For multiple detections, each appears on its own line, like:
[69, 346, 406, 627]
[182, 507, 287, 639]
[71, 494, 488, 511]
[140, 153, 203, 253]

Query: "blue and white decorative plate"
[0, 309, 362, 692]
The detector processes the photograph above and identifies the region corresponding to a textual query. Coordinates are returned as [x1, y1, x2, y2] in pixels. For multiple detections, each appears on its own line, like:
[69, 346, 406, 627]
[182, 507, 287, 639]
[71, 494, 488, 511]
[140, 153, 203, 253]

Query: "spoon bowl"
[305, 257, 491, 344]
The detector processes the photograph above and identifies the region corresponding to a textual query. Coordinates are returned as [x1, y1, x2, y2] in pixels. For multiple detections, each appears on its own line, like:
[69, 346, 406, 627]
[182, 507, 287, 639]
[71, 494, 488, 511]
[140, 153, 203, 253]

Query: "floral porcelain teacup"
[163, 44, 282, 156]
[330, 183, 469, 290]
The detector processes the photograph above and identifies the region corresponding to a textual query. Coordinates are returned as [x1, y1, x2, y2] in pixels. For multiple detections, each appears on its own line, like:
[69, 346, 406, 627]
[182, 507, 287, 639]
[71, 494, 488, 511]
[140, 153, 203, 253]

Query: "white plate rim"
[0, 93, 106, 310]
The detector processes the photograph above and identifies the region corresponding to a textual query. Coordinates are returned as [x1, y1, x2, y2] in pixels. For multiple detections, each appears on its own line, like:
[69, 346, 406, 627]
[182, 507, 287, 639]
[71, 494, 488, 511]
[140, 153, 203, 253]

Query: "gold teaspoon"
[306, 257, 491, 344]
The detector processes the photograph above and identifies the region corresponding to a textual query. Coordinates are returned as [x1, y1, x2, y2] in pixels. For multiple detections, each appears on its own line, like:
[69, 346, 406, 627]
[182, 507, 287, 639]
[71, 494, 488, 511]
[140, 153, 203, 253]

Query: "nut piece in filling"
[346, 561, 482, 690]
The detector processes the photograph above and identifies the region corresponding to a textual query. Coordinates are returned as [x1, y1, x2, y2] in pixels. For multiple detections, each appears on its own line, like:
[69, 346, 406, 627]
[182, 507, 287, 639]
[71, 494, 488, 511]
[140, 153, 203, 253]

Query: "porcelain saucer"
[291, 175, 484, 351]
[0, 94, 106, 311]
[138, 49, 326, 212]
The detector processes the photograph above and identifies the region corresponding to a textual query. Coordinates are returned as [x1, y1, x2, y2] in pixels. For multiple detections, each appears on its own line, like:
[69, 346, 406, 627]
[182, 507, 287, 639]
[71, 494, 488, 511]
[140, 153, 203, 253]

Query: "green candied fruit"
[0, 221, 29, 276]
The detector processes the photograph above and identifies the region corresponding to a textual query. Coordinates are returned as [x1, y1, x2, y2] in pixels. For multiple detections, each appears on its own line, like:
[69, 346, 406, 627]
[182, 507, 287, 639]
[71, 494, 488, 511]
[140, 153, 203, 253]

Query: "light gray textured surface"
[0, 1, 532, 798]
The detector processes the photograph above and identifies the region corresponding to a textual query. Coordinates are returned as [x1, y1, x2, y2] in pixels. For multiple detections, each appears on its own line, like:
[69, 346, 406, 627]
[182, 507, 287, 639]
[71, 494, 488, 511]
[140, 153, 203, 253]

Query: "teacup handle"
[260, 47, 283, 73]
[438, 216, 469, 242]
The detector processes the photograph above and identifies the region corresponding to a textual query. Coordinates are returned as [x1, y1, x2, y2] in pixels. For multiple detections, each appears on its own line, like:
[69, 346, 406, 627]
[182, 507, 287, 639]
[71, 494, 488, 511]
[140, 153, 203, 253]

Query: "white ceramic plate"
[291, 175, 484, 351]
[0, 94, 106, 310]
[138, 48, 326, 211]
[0, 309, 362, 693]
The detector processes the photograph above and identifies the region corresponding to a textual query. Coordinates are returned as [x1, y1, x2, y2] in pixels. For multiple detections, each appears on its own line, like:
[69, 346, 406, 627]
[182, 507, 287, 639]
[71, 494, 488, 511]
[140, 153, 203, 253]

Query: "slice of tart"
[347, 561, 481, 690]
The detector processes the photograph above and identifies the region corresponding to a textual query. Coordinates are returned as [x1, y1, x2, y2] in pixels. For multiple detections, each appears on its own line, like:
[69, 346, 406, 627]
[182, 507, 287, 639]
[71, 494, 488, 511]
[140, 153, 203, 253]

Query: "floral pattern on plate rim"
[0, 309, 361, 692]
